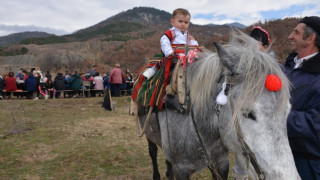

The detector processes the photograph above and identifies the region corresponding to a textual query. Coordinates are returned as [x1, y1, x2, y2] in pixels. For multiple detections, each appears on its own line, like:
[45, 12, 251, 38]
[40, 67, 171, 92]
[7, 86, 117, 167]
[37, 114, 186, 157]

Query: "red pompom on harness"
[265, 74, 282, 91]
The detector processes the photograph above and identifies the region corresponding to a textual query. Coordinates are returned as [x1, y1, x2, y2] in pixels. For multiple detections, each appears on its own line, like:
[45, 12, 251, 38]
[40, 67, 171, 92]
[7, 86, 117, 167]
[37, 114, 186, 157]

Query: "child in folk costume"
[143, 8, 199, 80]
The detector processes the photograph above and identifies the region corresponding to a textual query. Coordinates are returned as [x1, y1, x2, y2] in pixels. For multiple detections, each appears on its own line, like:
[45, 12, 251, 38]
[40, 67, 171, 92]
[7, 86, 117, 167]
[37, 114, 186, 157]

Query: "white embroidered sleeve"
[190, 40, 199, 46]
[160, 35, 173, 57]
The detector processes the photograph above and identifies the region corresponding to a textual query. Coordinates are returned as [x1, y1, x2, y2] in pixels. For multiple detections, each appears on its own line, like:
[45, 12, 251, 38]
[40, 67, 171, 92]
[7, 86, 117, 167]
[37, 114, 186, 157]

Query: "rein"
[191, 109, 222, 180]
[216, 74, 266, 180]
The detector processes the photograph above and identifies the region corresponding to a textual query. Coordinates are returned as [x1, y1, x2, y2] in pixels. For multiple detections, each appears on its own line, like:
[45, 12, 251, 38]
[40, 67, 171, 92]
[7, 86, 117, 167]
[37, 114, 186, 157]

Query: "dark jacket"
[54, 74, 66, 90]
[283, 52, 320, 160]
[103, 76, 110, 89]
[0, 76, 5, 90]
[25, 75, 37, 92]
[69, 73, 82, 90]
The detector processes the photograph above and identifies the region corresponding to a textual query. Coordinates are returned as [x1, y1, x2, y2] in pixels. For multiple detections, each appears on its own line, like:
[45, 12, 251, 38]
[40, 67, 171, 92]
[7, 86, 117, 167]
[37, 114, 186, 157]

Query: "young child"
[143, 8, 199, 80]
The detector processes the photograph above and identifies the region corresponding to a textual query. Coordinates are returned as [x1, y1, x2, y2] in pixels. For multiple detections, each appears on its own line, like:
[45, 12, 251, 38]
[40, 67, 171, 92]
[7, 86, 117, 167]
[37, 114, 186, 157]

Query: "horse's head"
[188, 31, 300, 179]
[214, 32, 300, 179]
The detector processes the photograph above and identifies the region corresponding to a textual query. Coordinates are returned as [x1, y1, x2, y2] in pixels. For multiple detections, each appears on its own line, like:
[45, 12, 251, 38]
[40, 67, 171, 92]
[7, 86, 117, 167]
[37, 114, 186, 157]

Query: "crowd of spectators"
[0, 65, 134, 100]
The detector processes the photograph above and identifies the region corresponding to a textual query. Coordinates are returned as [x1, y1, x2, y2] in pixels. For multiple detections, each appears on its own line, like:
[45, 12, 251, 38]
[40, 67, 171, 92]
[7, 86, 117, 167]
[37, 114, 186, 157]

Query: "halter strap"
[229, 98, 266, 180]
[225, 74, 243, 85]
[216, 74, 266, 180]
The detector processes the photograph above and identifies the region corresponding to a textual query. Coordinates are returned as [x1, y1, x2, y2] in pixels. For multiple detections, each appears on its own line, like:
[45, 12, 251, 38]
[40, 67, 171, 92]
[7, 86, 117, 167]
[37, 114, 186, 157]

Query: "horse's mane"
[187, 49, 222, 118]
[188, 31, 290, 120]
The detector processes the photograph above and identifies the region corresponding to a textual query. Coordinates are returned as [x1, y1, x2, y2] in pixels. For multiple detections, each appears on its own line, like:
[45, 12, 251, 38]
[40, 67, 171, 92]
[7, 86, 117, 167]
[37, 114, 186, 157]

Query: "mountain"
[207, 22, 246, 29]
[75, 7, 171, 35]
[0, 7, 300, 75]
[0, 31, 54, 47]
[225, 22, 247, 29]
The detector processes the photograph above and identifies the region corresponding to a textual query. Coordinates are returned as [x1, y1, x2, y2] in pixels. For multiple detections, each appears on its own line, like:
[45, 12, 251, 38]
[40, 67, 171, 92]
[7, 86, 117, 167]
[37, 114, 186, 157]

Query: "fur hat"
[250, 26, 271, 46]
[299, 16, 320, 35]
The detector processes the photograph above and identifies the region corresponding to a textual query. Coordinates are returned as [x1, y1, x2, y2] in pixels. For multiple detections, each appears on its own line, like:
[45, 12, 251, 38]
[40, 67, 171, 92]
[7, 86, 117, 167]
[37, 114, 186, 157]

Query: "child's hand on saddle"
[167, 52, 174, 59]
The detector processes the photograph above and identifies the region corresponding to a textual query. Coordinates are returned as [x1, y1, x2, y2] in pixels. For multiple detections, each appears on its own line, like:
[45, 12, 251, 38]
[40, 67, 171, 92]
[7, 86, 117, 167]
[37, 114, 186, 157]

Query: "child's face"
[171, 13, 191, 32]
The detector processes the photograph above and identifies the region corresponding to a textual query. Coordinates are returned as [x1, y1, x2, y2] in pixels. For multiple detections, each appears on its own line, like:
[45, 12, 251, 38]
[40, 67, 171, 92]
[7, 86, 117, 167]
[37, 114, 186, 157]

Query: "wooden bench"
[48, 89, 90, 98]
[2, 90, 28, 99]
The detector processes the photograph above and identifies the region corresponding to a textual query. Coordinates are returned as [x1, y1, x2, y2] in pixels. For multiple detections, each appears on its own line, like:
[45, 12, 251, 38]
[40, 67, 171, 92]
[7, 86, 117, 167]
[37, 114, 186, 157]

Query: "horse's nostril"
[243, 111, 256, 120]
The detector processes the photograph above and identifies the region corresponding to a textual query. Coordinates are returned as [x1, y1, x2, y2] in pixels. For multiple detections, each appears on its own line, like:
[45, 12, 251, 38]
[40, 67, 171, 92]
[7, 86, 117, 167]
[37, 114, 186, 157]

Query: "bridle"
[215, 74, 266, 180]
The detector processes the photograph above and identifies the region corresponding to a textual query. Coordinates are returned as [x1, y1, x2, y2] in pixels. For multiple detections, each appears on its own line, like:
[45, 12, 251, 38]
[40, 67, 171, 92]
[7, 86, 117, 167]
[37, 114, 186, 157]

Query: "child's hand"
[190, 36, 195, 40]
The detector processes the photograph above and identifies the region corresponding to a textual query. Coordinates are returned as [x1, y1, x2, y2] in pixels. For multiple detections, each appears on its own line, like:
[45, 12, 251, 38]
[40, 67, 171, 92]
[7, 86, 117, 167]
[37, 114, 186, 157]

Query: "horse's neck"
[193, 108, 219, 139]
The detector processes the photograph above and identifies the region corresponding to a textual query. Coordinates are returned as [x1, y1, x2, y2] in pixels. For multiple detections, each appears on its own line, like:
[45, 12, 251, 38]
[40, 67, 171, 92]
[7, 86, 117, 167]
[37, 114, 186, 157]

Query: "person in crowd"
[30, 67, 35, 74]
[282, 16, 320, 179]
[250, 26, 271, 51]
[69, 71, 82, 97]
[93, 72, 104, 96]
[24, 72, 36, 99]
[109, 63, 125, 97]
[88, 65, 97, 76]
[15, 68, 24, 81]
[81, 73, 95, 97]
[82, 73, 95, 89]
[103, 72, 110, 90]
[33, 67, 43, 80]
[125, 69, 133, 79]
[125, 71, 134, 95]
[65, 73, 70, 89]
[5, 72, 18, 96]
[16, 72, 25, 90]
[45, 70, 52, 80]
[22, 70, 28, 82]
[53, 72, 67, 98]
[45, 77, 54, 99]
[102, 73, 107, 80]
[0, 74, 5, 99]
[143, 8, 198, 80]
[33, 72, 41, 100]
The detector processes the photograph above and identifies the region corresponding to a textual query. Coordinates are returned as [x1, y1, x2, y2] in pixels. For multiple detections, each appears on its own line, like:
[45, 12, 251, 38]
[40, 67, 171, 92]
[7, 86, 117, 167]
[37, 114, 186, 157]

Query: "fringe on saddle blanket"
[131, 55, 173, 110]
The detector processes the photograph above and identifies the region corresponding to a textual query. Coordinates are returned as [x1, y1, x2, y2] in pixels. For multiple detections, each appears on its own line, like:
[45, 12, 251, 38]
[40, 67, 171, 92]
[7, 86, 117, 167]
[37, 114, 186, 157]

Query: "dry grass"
[0, 97, 233, 179]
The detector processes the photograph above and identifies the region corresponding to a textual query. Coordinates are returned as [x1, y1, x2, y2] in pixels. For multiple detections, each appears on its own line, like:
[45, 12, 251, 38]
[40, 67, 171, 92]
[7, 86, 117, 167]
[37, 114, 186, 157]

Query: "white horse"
[138, 31, 300, 179]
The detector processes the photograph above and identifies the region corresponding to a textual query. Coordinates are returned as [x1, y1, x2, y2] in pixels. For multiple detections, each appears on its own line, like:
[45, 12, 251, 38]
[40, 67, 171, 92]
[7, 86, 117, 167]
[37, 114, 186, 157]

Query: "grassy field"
[0, 96, 233, 180]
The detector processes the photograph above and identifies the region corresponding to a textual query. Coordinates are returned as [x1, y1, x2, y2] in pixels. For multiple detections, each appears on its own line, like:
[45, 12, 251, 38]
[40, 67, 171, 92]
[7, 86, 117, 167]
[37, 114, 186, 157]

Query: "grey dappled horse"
[138, 31, 300, 179]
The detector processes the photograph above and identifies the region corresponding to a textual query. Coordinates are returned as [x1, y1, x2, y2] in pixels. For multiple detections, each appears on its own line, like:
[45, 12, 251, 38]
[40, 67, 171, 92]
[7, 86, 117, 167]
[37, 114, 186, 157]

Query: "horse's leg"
[147, 139, 161, 180]
[165, 160, 174, 180]
[208, 159, 230, 180]
[172, 165, 190, 180]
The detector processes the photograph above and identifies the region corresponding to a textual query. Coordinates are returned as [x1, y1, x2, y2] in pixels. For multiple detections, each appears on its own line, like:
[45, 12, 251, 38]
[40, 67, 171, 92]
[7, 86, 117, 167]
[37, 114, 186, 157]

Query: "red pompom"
[265, 74, 282, 91]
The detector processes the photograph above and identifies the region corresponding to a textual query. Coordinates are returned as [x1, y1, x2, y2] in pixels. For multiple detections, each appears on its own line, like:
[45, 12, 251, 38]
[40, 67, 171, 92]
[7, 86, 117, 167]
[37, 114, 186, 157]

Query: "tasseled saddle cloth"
[132, 46, 204, 110]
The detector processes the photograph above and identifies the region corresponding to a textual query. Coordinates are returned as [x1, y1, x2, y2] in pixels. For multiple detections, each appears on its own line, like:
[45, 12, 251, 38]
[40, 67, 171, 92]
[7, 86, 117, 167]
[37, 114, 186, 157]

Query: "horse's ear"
[213, 42, 237, 75]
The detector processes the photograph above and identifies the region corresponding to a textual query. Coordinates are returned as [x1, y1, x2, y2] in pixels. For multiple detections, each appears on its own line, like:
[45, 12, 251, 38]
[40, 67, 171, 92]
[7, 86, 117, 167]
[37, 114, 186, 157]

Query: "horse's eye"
[243, 111, 256, 121]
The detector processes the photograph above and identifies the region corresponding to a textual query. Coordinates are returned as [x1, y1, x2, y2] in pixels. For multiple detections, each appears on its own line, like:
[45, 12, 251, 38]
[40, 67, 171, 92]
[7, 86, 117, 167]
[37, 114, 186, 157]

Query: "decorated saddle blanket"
[132, 46, 204, 110]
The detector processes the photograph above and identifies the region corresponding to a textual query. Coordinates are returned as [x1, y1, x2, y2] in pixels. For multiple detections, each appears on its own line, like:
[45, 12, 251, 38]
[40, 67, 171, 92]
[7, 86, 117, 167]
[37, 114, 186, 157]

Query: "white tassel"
[216, 81, 228, 105]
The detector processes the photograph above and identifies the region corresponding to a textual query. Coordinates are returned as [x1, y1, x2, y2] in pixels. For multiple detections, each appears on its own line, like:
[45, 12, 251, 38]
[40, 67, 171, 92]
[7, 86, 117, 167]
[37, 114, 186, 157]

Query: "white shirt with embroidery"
[294, 52, 318, 69]
[160, 27, 198, 57]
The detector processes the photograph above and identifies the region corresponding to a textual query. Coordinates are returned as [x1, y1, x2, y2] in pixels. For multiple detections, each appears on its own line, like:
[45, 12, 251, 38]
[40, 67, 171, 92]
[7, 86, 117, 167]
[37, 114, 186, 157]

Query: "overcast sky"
[0, 0, 319, 37]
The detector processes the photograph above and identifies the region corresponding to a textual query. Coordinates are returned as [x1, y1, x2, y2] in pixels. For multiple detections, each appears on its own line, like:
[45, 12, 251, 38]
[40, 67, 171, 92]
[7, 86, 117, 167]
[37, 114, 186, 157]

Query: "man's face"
[171, 14, 190, 32]
[288, 23, 307, 54]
